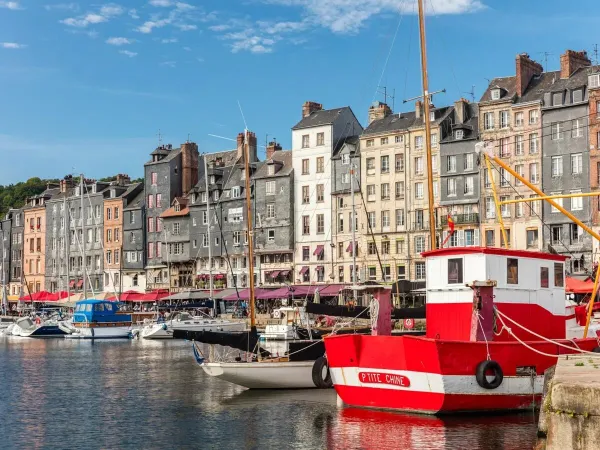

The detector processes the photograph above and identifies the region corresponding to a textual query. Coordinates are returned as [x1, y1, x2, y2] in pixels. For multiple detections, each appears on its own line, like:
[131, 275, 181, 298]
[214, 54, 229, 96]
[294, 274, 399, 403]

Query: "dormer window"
[455, 130, 464, 140]
[210, 175, 215, 184]
[590, 74, 600, 89]
[491, 89, 501, 100]
[213, 190, 219, 201]
[240, 169, 245, 180]
[232, 186, 241, 198]
[192, 193, 197, 204]
[174, 203, 181, 212]
[429, 111, 435, 121]
[268, 165, 275, 176]
[201, 192, 207, 203]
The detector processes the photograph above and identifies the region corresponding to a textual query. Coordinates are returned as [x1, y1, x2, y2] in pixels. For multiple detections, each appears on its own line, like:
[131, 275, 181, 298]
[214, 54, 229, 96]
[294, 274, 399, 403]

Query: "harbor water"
[0, 338, 538, 450]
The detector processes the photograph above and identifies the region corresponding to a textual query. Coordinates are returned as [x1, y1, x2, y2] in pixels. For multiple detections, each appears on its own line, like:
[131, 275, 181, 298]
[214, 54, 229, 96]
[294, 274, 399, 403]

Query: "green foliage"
[0, 177, 59, 217]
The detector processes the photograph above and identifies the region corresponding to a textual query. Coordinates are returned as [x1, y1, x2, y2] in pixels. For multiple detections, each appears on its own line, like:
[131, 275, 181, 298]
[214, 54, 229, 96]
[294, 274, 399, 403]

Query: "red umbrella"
[133, 289, 170, 302]
[118, 290, 146, 301]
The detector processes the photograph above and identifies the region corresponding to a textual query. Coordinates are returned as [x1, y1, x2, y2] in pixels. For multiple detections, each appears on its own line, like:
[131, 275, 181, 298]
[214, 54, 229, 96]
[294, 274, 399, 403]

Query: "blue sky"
[1, 0, 599, 184]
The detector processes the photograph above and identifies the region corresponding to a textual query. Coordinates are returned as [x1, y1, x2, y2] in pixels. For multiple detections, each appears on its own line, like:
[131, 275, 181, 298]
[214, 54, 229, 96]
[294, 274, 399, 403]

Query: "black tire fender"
[475, 360, 504, 389]
[312, 356, 333, 389]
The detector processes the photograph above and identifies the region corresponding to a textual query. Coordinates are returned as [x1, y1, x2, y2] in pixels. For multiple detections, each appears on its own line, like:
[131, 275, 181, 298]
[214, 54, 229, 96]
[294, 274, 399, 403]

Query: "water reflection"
[0, 338, 538, 450]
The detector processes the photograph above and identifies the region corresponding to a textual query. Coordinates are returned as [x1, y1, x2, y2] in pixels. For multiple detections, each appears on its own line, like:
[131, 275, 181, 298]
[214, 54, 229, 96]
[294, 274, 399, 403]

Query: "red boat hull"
[324, 334, 598, 414]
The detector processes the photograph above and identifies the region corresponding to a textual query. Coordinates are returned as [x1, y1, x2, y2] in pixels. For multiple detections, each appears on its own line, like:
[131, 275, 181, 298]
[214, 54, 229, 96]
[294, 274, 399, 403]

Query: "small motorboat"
[140, 311, 245, 339]
[10, 315, 67, 338]
[63, 300, 132, 339]
[261, 306, 313, 341]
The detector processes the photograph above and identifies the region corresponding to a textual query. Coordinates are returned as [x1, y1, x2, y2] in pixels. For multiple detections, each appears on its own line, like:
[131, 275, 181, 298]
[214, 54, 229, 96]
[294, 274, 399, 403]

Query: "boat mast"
[204, 155, 215, 314]
[80, 174, 87, 298]
[418, 0, 437, 251]
[242, 130, 256, 328]
[64, 195, 70, 299]
[351, 160, 357, 300]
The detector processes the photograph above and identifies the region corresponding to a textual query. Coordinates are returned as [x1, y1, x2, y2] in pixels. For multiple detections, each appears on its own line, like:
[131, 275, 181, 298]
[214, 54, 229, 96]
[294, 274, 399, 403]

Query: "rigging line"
[371, 3, 407, 104]
[402, 0, 417, 101]
[354, 176, 386, 278]
[67, 200, 95, 297]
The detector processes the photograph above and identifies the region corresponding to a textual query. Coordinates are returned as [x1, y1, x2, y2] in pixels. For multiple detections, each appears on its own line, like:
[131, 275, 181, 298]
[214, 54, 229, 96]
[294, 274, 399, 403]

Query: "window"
[430, 111, 435, 121]
[267, 229, 275, 242]
[514, 135, 524, 155]
[366, 158, 375, 172]
[551, 156, 563, 177]
[447, 178, 457, 197]
[464, 176, 474, 195]
[571, 154, 582, 174]
[491, 89, 500, 100]
[464, 153, 474, 171]
[316, 184, 325, 202]
[316, 132, 324, 146]
[381, 155, 389, 173]
[448, 258, 463, 284]
[316, 214, 325, 234]
[316, 157, 324, 173]
[337, 213, 344, 232]
[464, 229, 475, 246]
[148, 217, 155, 232]
[381, 137, 388, 145]
[554, 263, 564, 287]
[551, 225, 562, 245]
[396, 239, 405, 254]
[500, 196, 510, 217]
[430, 133, 438, 148]
[570, 224, 583, 244]
[302, 186, 310, 204]
[415, 236, 425, 253]
[514, 164, 524, 186]
[415, 136, 423, 150]
[368, 212, 376, 229]
[366, 139, 374, 147]
[507, 258, 518, 284]
[395, 135, 404, 143]
[446, 155, 457, 173]
[483, 112, 494, 130]
[173, 223, 180, 235]
[571, 190, 583, 211]
[414, 183, 424, 200]
[266, 181, 275, 195]
[213, 190, 219, 202]
[367, 184, 376, 201]
[367, 242, 377, 256]
[302, 159, 309, 175]
[302, 246, 309, 261]
[572, 119, 583, 138]
[106, 250, 112, 264]
[342, 173, 350, 183]
[485, 229, 495, 247]
[148, 195, 154, 209]
[499, 138, 510, 157]
[499, 110, 509, 128]
[268, 165, 275, 176]
[115, 228, 120, 242]
[529, 133, 539, 154]
[551, 123, 563, 140]
[367, 266, 376, 281]
[395, 154, 404, 172]
[381, 183, 390, 200]
[455, 129, 464, 140]
[302, 135, 309, 148]
[266, 204, 275, 219]
[529, 110, 539, 125]
[395, 209, 405, 227]
[540, 267, 549, 288]
[515, 112, 524, 126]
[302, 216, 310, 235]
[415, 262, 426, 280]
[341, 154, 350, 165]
[516, 197, 524, 217]
[527, 229, 539, 248]
[500, 168, 510, 187]
[529, 163, 539, 184]
[151, 172, 157, 185]
[415, 157, 424, 175]
[201, 192, 207, 203]
[381, 211, 390, 229]
[550, 192, 563, 213]
[395, 181, 404, 199]
[485, 197, 495, 219]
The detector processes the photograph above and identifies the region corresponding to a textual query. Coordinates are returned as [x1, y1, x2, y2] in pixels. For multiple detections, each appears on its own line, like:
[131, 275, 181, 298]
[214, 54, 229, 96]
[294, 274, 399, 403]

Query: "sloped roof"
[160, 197, 189, 218]
[479, 76, 517, 103]
[292, 107, 352, 130]
[145, 146, 181, 165]
[124, 189, 144, 210]
[253, 150, 293, 179]
[441, 103, 480, 143]
[332, 135, 360, 158]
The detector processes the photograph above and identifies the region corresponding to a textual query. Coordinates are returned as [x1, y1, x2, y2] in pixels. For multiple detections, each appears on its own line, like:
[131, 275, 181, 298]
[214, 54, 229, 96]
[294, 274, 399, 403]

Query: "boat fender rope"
[312, 356, 333, 389]
[475, 360, 503, 390]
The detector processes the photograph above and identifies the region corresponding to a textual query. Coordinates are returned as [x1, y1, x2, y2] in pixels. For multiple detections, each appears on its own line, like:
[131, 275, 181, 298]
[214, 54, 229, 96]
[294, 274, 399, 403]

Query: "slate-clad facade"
[8, 208, 23, 297]
[122, 189, 146, 291]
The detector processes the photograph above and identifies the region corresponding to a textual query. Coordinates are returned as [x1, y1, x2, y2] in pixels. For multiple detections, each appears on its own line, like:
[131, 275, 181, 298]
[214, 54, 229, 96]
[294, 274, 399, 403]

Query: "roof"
[160, 197, 189, 218]
[441, 103, 479, 144]
[124, 189, 144, 210]
[194, 150, 239, 192]
[479, 76, 517, 103]
[204, 149, 238, 167]
[145, 146, 181, 165]
[363, 111, 416, 136]
[422, 246, 568, 262]
[332, 135, 360, 158]
[253, 150, 293, 179]
[292, 107, 352, 130]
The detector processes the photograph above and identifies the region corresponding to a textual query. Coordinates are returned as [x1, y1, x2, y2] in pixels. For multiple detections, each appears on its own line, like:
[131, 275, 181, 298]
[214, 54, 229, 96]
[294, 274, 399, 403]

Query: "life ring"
[312, 356, 333, 389]
[273, 310, 281, 319]
[475, 360, 504, 389]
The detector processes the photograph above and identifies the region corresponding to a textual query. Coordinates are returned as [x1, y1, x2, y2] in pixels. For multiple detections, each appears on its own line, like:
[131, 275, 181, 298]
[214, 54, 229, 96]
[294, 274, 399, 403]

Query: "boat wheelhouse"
[63, 300, 132, 339]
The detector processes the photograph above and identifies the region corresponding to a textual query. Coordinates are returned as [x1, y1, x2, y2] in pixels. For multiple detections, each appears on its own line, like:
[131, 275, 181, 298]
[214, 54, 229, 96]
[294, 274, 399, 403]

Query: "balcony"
[440, 213, 480, 226]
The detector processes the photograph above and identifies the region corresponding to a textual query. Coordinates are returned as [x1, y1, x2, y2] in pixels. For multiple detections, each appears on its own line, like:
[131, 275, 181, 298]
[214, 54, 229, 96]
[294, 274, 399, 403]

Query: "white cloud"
[106, 37, 133, 46]
[128, 8, 139, 19]
[149, 0, 171, 6]
[0, 1, 21, 10]
[119, 50, 137, 57]
[44, 3, 78, 12]
[160, 61, 176, 68]
[61, 3, 124, 28]
[222, 30, 278, 54]
[176, 23, 197, 31]
[160, 38, 178, 43]
[136, 4, 207, 34]
[197, 57, 204, 62]
[1, 42, 26, 49]
[183, 46, 191, 51]
[209, 24, 230, 32]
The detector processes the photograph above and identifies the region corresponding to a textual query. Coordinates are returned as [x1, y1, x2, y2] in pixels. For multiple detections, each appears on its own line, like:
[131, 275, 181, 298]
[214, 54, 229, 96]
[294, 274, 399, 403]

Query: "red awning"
[69, 280, 76, 288]
[279, 270, 290, 277]
[313, 245, 324, 256]
[76, 280, 83, 288]
[566, 276, 594, 294]
[346, 242, 356, 252]
[315, 266, 324, 272]
[270, 271, 280, 278]
[300, 266, 309, 274]
[215, 274, 225, 280]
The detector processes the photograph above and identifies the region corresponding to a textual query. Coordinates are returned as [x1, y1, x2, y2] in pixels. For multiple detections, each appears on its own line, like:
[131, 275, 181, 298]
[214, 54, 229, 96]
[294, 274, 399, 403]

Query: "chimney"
[516, 53, 543, 96]
[266, 141, 282, 160]
[560, 50, 591, 79]
[415, 100, 422, 119]
[115, 174, 130, 186]
[368, 101, 392, 125]
[180, 142, 199, 195]
[237, 131, 258, 163]
[302, 101, 323, 118]
[454, 98, 469, 124]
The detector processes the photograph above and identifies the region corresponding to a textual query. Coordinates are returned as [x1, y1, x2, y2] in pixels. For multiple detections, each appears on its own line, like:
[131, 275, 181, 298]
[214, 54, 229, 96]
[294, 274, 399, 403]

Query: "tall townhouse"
[66, 180, 110, 293]
[253, 145, 295, 286]
[588, 68, 600, 259]
[479, 53, 546, 251]
[144, 142, 198, 291]
[331, 135, 361, 284]
[45, 177, 76, 292]
[23, 186, 58, 294]
[189, 148, 239, 289]
[0, 214, 11, 291]
[161, 197, 195, 291]
[292, 101, 362, 284]
[8, 209, 23, 297]
[122, 190, 146, 291]
[361, 101, 451, 283]
[103, 178, 142, 295]
[542, 50, 594, 275]
[439, 100, 481, 247]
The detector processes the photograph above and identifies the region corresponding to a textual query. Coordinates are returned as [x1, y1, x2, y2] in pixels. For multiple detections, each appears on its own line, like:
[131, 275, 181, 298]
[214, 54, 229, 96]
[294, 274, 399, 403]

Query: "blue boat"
[61, 300, 132, 339]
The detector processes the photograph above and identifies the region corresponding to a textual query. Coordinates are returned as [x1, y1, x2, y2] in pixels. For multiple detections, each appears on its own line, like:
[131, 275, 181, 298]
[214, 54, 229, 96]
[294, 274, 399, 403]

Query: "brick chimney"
[454, 98, 469, 124]
[115, 174, 130, 186]
[415, 100, 422, 119]
[237, 131, 258, 163]
[266, 141, 282, 160]
[180, 142, 199, 195]
[516, 53, 543, 96]
[560, 50, 591, 79]
[302, 101, 323, 118]
[368, 101, 392, 125]
[60, 175, 74, 193]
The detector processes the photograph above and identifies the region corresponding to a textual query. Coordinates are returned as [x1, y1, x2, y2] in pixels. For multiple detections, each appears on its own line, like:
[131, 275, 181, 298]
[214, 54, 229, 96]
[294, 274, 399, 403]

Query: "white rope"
[476, 312, 491, 361]
[369, 296, 379, 331]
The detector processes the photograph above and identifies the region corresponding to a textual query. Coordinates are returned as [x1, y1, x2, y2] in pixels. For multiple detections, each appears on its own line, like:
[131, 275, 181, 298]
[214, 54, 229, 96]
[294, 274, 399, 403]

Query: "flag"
[441, 214, 456, 248]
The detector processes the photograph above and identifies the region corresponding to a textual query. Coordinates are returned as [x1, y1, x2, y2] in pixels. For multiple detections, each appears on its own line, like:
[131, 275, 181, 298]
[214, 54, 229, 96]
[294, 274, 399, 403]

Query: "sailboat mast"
[242, 130, 256, 328]
[64, 195, 70, 299]
[418, 0, 437, 251]
[204, 155, 214, 312]
[351, 162, 357, 299]
[80, 174, 87, 297]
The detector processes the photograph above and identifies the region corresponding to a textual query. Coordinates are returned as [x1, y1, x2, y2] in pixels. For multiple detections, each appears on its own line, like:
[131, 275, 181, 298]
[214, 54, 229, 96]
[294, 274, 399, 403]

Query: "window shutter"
[442, 231, 448, 247]
[457, 230, 464, 247]
[474, 229, 480, 246]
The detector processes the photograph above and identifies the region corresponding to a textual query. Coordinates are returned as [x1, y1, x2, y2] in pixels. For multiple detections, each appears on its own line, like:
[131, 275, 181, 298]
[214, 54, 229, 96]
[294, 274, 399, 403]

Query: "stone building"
[160, 197, 194, 291]
[122, 189, 146, 292]
[292, 101, 362, 284]
[541, 50, 594, 274]
[0, 213, 11, 291]
[588, 68, 600, 259]
[8, 208, 23, 297]
[144, 142, 198, 290]
[439, 100, 481, 248]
